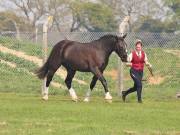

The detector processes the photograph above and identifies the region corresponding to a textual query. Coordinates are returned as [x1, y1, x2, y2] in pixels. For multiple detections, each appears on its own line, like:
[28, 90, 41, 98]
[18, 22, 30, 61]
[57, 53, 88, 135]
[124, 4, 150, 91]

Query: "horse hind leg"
[65, 70, 77, 102]
[42, 64, 61, 100]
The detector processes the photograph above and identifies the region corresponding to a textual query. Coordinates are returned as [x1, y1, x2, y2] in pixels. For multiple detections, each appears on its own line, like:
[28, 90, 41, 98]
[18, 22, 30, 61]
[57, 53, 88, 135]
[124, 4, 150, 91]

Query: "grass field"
[0, 93, 180, 135]
[0, 37, 180, 135]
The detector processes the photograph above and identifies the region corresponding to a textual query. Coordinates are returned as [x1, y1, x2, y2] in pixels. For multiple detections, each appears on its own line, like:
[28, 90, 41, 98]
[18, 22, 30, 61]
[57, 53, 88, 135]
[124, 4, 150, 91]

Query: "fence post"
[117, 16, 130, 96]
[42, 24, 48, 96]
[117, 58, 124, 96]
[36, 15, 53, 96]
[35, 28, 38, 44]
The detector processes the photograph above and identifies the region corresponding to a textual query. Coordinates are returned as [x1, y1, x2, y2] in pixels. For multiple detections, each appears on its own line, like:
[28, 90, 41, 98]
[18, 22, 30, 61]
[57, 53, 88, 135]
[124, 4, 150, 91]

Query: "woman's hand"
[146, 63, 152, 68]
[125, 62, 132, 67]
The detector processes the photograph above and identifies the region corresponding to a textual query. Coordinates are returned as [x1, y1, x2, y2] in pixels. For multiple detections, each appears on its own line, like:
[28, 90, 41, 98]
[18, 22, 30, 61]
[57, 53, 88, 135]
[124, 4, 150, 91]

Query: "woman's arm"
[144, 53, 152, 67]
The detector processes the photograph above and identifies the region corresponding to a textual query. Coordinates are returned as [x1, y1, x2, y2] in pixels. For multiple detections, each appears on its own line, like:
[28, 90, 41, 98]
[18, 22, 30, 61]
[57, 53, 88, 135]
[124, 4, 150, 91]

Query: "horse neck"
[100, 40, 115, 57]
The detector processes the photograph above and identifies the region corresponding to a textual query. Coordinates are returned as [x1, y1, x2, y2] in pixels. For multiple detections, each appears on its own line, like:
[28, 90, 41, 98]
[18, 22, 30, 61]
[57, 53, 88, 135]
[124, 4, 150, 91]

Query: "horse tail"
[36, 60, 49, 79]
[35, 40, 68, 79]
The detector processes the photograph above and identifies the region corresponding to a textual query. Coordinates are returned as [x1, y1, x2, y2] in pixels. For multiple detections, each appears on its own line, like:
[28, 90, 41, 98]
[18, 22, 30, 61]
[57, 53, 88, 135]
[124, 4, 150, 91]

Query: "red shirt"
[131, 50, 145, 71]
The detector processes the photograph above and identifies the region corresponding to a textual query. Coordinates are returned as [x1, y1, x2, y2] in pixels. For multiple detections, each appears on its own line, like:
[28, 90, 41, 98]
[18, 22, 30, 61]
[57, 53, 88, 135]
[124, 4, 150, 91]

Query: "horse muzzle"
[122, 58, 128, 62]
[121, 56, 128, 62]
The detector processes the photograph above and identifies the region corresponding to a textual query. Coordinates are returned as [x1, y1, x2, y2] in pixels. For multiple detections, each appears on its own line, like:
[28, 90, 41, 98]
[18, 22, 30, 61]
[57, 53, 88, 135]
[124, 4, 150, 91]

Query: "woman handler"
[122, 39, 152, 103]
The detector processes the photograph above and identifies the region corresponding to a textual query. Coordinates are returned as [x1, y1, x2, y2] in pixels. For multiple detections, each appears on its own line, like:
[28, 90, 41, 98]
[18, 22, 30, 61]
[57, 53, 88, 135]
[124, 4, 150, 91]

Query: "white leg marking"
[42, 87, 49, 101]
[84, 89, 91, 102]
[105, 92, 112, 100]
[69, 88, 78, 101]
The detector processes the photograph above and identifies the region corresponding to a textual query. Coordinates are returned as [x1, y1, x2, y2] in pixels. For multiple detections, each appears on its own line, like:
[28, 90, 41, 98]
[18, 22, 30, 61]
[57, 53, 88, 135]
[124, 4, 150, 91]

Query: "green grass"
[0, 63, 41, 93]
[0, 93, 180, 135]
[0, 36, 43, 57]
[0, 51, 38, 72]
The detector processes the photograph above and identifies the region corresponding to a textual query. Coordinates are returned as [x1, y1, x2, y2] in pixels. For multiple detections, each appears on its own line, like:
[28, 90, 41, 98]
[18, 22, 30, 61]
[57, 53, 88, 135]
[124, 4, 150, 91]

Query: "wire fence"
[1, 31, 179, 48]
[0, 31, 179, 96]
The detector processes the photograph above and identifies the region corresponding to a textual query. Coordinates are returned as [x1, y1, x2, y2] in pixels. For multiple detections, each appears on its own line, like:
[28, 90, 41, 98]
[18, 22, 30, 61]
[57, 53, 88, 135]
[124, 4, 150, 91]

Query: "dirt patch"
[103, 69, 165, 85]
[104, 69, 131, 81]
[0, 45, 86, 85]
[164, 49, 180, 58]
[0, 45, 42, 65]
[104, 69, 118, 80]
[0, 121, 7, 126]
[147, 75, 165, 85]
[177, 62, 180, 68]
[0, 59, 16, 68]
[123, 130, 136, 135]
[51, 81, 66, 89]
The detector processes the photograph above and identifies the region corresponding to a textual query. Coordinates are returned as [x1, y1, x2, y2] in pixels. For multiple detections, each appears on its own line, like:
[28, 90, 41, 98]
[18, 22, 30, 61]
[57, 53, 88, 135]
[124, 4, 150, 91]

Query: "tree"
[99, 0, 168, 32]
[134, 15, 178, 33]
[69, 1, 117, 32]
[0, 11, 28, 31]
[134, 0, 180, 33]
[2, 0, 170, 32]
[1, 0, 50, 30]
[164, 0, 180, 31]
[47, 0, 71, 32]
[2, 0, 117, 32]
[135, 17, 165, 32]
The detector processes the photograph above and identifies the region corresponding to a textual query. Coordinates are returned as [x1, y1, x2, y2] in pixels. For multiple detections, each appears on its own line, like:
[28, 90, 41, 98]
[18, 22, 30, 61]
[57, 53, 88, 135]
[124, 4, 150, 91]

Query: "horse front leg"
[84, 75, 98, 102]
[99, 75, 112, 100]
[91, 67, 112, 100]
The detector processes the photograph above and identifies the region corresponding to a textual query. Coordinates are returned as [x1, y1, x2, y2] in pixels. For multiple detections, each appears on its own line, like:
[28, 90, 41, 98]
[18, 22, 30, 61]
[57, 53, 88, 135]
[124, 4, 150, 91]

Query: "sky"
[0, 0, 16, 11]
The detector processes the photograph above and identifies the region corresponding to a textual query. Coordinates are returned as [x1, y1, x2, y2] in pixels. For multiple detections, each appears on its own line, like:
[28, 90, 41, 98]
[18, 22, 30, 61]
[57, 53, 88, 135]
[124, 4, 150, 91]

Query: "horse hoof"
[106, 99, 112, 103]
[105, 93, 112, 100]
[83, 97, 89, 102]
[105, 97, 112, 100]
[42, 95, 48, 101]
[72, 97, 78, 102]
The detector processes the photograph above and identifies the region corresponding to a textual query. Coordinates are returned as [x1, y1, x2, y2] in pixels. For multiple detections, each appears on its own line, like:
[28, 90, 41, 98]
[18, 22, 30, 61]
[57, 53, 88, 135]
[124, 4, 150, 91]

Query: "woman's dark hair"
[135, 39, 143, 46]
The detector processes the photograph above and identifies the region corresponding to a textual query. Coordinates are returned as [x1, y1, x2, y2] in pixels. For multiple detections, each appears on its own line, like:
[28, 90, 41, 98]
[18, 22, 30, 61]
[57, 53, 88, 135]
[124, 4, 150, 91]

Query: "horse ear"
[122, 34, 127, 39]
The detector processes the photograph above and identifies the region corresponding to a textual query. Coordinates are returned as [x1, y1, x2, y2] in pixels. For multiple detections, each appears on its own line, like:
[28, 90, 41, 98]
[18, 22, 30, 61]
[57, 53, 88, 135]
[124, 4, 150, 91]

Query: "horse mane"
[99, 34, 118, 43]
[99, 34, 118, 41]
[97, 34, 118, 47]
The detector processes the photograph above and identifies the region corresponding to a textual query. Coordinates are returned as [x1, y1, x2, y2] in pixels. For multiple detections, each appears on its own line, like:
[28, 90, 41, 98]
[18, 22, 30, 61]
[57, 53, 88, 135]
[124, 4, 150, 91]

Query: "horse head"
[114, 34, 128, 62]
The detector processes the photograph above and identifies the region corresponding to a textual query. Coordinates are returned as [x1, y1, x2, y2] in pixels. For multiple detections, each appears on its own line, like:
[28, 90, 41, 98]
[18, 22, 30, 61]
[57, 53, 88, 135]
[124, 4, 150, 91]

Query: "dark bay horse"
[36, 34, 128, 101]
